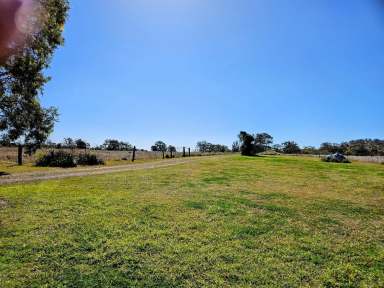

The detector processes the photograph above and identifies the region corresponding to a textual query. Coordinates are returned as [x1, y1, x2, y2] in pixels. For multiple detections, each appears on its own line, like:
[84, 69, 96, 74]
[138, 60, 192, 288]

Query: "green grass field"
[1, 155, 383, 287]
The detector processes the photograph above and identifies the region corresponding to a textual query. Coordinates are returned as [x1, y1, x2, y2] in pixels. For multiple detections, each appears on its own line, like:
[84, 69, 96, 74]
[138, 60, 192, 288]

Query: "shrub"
[77, 153, 104, 166]
[36, 151, 77, 168]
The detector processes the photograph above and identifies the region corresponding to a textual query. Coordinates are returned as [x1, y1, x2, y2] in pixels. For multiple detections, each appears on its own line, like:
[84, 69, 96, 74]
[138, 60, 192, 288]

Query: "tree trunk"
[17, 144, 23, 166]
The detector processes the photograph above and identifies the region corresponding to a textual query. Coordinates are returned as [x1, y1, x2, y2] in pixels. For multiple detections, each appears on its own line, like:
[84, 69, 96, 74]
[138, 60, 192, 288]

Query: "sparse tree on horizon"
[151, 141, 167, 152]
[75, 139, 89, 150]
[232, 141, 240, 152]
[254, 133, 273, 151]
[281, 141, 301, 154]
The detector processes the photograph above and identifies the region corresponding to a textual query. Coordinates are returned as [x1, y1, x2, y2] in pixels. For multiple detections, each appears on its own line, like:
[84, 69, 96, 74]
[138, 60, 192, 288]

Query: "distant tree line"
[97, 139, 133, 151]
[41, 138, 90, 150]
[310, 139, 384, 156]
[2, 133, 383, 161]
[236, 131, 384, 156]
[196, 141, 230, 153]
[32, 138, 134, 151]
[151, 141, 177, 158]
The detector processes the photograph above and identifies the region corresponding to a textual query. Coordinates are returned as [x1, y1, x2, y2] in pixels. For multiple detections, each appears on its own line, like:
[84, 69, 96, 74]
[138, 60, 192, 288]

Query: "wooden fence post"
[162, 150, 165, 159]
[188, 148, 191, 157]
[17, 144, 23, 166]
[183, 147, 186, 157]
[132, 146, 136, 162]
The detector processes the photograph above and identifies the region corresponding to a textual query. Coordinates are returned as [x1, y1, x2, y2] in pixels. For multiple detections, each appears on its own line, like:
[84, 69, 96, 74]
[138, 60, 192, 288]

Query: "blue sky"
[43, 0, 384, 149]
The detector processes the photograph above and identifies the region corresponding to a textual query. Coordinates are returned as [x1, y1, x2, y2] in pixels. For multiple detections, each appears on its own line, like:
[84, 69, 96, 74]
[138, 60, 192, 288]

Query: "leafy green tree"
[119, 141, 133, 151]
[168, 145, 176, 153]
[151, 141, 167, 152]
[196, 141, 229, 153]
[0, 0, 69, 165]
[102, 139, 132, 151]
[254, 133, 273, 151]
[232, 141, 240, 152]
[63, 137, 75, 149]
[238, 131, 255, 156]
[281, 141, 301, 154]
[75, 139, 89, 150]
[196, 141, 210, 152]
[167, 145, 176, 158]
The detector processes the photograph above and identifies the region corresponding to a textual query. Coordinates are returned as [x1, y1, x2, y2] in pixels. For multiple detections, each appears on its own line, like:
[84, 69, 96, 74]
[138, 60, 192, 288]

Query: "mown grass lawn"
[0, 155, 383, 287]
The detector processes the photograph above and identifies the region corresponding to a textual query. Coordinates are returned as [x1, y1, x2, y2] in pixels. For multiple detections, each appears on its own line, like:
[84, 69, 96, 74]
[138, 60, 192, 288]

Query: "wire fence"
[0, 146, 229, 164]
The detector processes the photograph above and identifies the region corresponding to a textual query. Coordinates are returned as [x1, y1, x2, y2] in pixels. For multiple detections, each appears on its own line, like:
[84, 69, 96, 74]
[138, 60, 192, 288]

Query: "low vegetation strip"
[0, 155, 383, 287]
[0, 157, 199, 185]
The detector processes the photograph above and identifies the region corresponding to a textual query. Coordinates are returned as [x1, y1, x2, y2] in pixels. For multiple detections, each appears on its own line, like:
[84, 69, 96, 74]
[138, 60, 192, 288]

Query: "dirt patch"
[0, 157, 219, 185]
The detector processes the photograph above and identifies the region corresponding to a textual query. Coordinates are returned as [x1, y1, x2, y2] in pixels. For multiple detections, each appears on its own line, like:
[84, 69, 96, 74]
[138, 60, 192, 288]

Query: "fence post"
[188, 148, 191, 157]
[17, 144, 23, 166]
[162, 150, 165, 159]
[183, 147, 186, 157]
[132, 146, 136, 162]
[170, 150, 173, 158]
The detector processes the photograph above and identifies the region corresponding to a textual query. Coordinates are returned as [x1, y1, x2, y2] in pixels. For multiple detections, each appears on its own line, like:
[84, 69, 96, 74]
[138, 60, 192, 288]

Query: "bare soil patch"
[0, 157, 208, 185]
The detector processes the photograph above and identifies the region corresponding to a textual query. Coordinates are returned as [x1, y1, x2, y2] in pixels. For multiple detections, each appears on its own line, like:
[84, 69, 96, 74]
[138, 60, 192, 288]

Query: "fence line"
[0, 147, 229, 164]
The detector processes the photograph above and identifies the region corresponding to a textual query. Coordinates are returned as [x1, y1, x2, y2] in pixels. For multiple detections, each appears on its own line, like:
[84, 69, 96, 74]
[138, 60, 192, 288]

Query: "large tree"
[102, 139, 133, 151]
[281, 141, 301, 154]
[254, 132, 273, 151]
[238, 131, 268, 156]
[238, 131, 255, 156]
[0, 0, 69, 165]
[151, 141, 167, 152]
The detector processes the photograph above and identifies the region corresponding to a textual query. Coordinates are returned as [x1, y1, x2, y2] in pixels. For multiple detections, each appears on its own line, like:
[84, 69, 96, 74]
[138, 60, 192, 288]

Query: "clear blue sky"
[43, 0, 384, 149]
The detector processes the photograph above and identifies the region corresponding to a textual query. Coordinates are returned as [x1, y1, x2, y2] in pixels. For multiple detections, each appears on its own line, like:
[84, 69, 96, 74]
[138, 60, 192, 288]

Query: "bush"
[36, 151, 77, 168]
[77, 153, 105, 166]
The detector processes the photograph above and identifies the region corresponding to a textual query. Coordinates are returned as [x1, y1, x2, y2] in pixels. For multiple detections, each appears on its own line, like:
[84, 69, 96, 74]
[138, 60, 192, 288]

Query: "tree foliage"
[102, 139, 133, 151]
[0, 0, 69, 161]
[281, 141, 301, 154]
[167, 145, 176, 153]
[238, 131, 272, 156]
[232, 141, 240, 152]
[196, 141, 229, 153]
[319, 139, 384, 156]
[151, 141, 167, 152]
[254, 133, 273, 149]
[75, 138, 89, 150]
